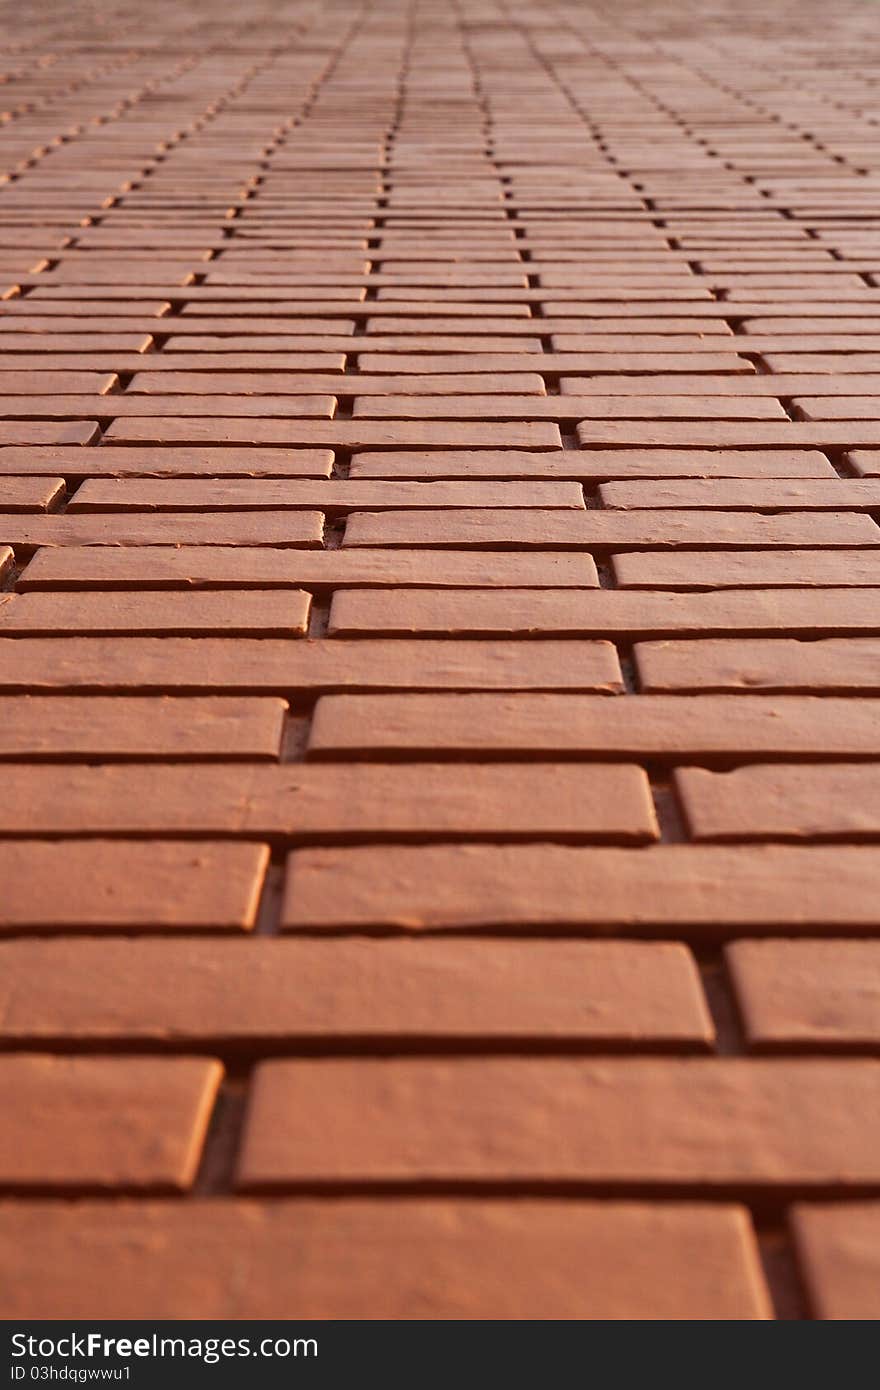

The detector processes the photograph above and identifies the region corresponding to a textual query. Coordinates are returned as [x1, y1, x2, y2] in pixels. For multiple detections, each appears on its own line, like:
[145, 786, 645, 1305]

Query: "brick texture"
[2, 0, 877, 1321]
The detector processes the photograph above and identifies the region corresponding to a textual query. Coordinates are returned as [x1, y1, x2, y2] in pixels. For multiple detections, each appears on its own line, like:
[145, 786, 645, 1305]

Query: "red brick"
[636, 638, 880, 692]
[0, 1056, 220, 1192]
[182, 301, 532, 318]
[0, 446, 335, 480]
[103, 417, 563, 448]
[846, 451, 880, 477]
[614, 549, 880, 588]
[17, 546, 598, 591]
[374, 317, 729, 337]
[342, 508, 875, 550]
[357, 351, 753, 374]
[130, 370, 547, 396]
[0, 696, 285, 760]
[564, 373, 880, 397]
[0, 393, 337, 419]
[237, 1057, 880, 1188]
[0, 336, 152, 353]
[795, 398, 880, 420]
[0, 511, 325, 550]
[281, 843, 880, 933]
[351, 394, 787, 420]
[0, 637, 622, 694]
[308, 692, 880, 759]
[67, 479, 584, 513]
[677, 765, 880, 842]
[27, 353, 348, 373]
[0, 1199, 771, 1319]
[726, 941, 880, 1049]
[765, 354, 880, 373]
[0, 937, 711, 1045]
[0, 841, 268, 932]
[0, 422, 100, 445]
[601, 480, 880, 510]
[576, 419, 880, 447]
[350, 449, 835, 480]
[0, 478, 64, 513]
[792, 1204, 880, 1318]
[551, 331, 734, 348]
[327, 587, 880, 638]
[575, 450, 836, 480]
[0, 371, 117, 394]
[0, 760, 656, 841]
[0, 590, 311, 636]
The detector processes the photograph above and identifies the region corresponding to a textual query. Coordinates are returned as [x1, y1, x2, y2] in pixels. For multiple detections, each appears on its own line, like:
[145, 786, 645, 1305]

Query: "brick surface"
[0, 761, 657, 841]
[4, 0, 879, 1321]
[0, 1056, 220, 1191]
[614, 550, 880, 588]
[341, 508, 877, 550]
[17, 547, 598, 591]
[327, 588, 880, 638]
[0, 590, 311, 636]
[237, 1057, 880, 1189]
[0, 447, 336, 479]
[677, 765, 880, 841]
[636, 638, 880, 692]
[0, 696, 285, 759]
[726, 941, 880, 1049]
[0, 1200, 771, 1319]
[0, 841, 267, 932]
[0, 939, 709, 1046]
[791, 1204, 880, 1319]
[281, 844, 879, 933]
[67, 479, 584, 513]
[0, 637, 622, 694]
[308, 693, 880, 759]
[350, 448, 837, 480]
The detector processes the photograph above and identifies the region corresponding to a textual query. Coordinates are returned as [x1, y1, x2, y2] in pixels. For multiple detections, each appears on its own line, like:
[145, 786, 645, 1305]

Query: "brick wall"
[0, 0, 878, 1321]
